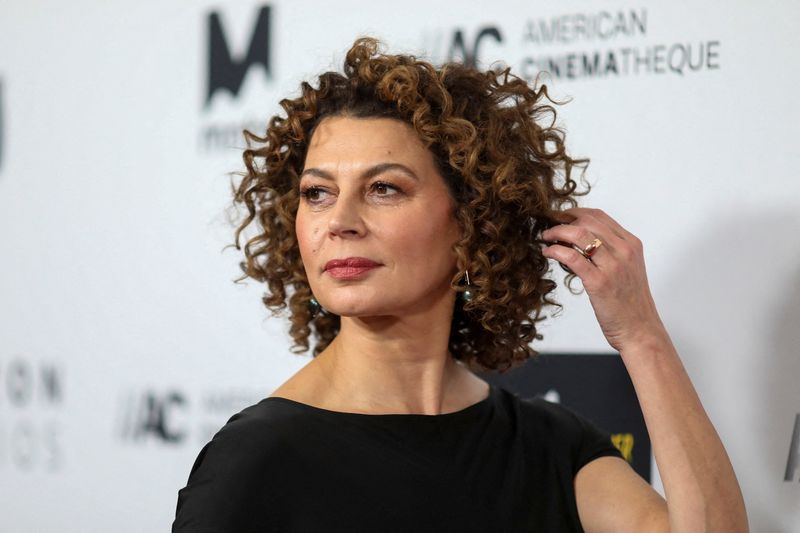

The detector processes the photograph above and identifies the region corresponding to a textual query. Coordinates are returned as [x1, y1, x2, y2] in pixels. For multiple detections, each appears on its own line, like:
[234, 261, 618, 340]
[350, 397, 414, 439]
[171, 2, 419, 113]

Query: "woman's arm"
[541, 207, 748, 533]
[574, 329, 747, 533]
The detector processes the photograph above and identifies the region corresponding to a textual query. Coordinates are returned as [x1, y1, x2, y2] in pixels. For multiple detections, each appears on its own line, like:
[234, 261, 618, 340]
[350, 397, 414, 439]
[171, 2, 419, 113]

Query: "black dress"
[173, 383, 624, 532]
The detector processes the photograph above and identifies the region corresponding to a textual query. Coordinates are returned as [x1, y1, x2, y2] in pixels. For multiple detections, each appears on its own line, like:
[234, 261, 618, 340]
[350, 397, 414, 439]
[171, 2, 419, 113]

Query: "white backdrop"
[1, 1, 798, 531]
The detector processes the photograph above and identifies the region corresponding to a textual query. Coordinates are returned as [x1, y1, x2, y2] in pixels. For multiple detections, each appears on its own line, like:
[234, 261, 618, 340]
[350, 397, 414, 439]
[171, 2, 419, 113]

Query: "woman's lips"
[325, 265, 380, 280]
[324, 257, 382, 280]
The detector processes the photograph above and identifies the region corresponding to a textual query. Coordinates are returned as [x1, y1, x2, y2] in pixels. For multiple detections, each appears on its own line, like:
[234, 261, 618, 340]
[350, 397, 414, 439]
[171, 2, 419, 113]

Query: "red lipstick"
[324, 257, 381, 280]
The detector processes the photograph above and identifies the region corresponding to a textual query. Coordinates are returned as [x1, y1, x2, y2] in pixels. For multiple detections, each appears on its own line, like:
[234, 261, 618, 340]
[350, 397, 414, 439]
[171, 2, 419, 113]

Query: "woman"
[173, 37, 748, 532]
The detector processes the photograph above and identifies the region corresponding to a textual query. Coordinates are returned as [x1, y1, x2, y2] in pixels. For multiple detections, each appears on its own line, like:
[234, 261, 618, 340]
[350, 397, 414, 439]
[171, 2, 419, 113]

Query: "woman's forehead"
[308, 116, 422, 150]
[304, 116, 436, 172]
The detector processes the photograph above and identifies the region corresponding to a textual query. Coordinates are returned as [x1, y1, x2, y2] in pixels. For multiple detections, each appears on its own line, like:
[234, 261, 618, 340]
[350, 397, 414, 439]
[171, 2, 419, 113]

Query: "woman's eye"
[371, 181, 400, 196]
[300, 181, 401, 205]
[300, 186, 329, 203]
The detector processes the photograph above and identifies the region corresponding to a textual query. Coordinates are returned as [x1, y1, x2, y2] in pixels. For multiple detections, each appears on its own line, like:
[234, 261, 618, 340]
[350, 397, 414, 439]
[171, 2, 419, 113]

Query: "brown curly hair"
[228, 36, 589, 373]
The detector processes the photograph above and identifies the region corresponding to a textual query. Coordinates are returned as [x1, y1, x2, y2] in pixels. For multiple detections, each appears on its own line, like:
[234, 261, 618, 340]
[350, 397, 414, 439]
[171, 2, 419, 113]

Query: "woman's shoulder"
[514, 393, 585, 429]
[208, 359, 324, 444]
[173, 397, 307, 530]
[180, 396, 311, 484]
[503, 389, 622, 470]
[212, 393, 311, 446]
[493, 388, 594, 441]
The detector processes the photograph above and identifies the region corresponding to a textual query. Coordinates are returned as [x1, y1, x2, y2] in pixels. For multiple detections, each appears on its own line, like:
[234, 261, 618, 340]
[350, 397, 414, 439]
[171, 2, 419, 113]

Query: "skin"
[280, 115, 488, 416]
[543, 210, 748, 532]
[271, 116, 749, 532]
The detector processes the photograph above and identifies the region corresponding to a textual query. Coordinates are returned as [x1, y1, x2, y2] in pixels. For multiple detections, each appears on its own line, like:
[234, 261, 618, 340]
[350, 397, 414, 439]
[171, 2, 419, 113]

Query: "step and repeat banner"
[1, 1, 799, 531]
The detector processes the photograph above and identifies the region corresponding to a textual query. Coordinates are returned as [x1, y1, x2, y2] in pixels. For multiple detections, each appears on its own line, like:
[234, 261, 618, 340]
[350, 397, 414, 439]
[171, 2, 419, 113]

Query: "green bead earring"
[461, 270, 474, 302]
[309, 295, 321, 317]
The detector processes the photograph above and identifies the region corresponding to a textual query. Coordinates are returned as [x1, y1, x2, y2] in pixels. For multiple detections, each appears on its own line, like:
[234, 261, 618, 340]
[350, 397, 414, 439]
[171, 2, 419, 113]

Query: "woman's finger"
[563, 207, 631, 242]
[568, 212, 628, 259]
[541, 223, 611, 264]
[542, 243, 601, 284]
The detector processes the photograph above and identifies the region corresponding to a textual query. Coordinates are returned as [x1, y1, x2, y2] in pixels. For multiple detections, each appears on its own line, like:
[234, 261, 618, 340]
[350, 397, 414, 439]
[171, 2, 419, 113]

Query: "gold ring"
[582, 238, 603, 258]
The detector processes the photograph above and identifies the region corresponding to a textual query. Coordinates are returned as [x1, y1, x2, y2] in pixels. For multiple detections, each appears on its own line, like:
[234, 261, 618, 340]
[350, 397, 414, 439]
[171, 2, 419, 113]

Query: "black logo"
[785, 414, 800, 482]
[447, 27, 503, 68]
[118, 390, 188, 443]
[0, 78, 4, 172]
[206, 5, 272, 106]
[0, 358, 65, 472]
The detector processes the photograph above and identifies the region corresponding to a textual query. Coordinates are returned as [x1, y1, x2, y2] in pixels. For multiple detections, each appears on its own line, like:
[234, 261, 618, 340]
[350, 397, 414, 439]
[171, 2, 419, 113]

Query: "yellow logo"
[611, 433, 634, 463]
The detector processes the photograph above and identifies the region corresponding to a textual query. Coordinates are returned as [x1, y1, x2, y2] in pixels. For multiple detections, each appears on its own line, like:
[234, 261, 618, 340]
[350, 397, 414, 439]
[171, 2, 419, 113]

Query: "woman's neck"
[308, 315, 484, 415]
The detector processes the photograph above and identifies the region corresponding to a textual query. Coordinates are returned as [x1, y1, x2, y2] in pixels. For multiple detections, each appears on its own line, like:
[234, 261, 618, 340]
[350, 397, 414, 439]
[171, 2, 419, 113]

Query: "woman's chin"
[334, 309, 392, 319]
[325, 304, 400, 321]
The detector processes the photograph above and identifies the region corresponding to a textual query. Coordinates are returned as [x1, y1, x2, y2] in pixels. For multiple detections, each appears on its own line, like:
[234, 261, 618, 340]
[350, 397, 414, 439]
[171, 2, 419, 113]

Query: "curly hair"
[228, 36, 589, 373]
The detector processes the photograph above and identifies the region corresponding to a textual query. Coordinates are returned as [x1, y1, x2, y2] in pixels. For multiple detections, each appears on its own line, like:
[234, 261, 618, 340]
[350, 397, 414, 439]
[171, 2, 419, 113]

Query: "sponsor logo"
[423, 8, 721, 82]
[0, 357, 65, 472]
[116, 387, 265, 447]
[446, 27, 504, 69]
[785, 413, 800, 482]
[200, 5, 274, 153]
[0, 78, 4, 172]
[117, 389, 189, 443]
[611, 432, 635, 463]
[206, 5, 273, 107]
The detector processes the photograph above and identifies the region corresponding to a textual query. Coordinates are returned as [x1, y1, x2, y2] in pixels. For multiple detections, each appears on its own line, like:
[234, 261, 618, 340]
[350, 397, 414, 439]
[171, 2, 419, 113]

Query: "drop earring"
[309, 295, 321, 318]
[461, 270, 474, 302]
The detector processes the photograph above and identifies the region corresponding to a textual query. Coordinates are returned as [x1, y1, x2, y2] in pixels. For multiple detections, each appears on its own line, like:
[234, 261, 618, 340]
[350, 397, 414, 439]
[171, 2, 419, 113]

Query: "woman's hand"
[542, 208, 750, 532]
[540, 207, 666, 352]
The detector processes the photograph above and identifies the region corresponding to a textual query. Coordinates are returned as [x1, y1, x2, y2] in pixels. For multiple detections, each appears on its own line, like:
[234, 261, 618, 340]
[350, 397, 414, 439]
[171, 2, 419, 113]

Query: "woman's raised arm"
[541, 207, 748, 533]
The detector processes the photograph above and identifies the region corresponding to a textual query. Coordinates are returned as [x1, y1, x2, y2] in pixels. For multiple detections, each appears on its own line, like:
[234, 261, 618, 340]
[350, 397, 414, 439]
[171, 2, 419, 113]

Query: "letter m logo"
[206, 5, 272, 107]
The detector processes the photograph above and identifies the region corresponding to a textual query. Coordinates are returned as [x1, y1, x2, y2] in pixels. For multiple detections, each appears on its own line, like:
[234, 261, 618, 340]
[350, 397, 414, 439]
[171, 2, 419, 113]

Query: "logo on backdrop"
[422, 7, 721, 82]
[118, 389, 189, 443]
[200, 5, 274, 154]
[0, 357, 66, 472]
[785, 413, 800, 482]
[116, 387, 264, 447]
[206, 5, 272, 106]
[446, 27, 504, 69]
[0, 78, 4, 172]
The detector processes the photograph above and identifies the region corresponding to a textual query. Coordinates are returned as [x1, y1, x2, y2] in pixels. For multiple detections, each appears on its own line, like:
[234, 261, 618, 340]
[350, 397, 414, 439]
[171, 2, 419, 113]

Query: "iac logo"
[116, 387, 264, 447]
[447, 27, 503, 68]
[785, 413, 800, 482]
[423, 26, 505, 70]
[206, 5, 273, 107]
[117, 389, 188, 444]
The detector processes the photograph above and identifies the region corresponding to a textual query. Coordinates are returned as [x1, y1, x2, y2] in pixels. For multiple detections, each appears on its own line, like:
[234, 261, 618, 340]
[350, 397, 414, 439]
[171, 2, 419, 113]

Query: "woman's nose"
[327, 189, 366, 238]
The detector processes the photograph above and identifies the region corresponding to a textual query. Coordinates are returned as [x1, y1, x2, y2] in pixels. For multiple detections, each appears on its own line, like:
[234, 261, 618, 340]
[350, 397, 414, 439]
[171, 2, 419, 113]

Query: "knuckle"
[577, 227, 594, 243]
[621, 246, 635, 261]
[566, 249, 583, 263]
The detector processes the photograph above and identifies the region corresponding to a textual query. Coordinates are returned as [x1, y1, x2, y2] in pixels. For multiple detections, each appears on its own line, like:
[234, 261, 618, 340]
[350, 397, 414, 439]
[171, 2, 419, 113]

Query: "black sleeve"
[570, 406, 625, 474]
[531, 398, 625, 475]
[171, 412, 280, 533]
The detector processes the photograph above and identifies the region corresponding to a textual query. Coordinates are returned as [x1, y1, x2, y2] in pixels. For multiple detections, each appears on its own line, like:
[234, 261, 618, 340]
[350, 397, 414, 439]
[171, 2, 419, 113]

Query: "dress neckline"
[263, 382, 495, 420]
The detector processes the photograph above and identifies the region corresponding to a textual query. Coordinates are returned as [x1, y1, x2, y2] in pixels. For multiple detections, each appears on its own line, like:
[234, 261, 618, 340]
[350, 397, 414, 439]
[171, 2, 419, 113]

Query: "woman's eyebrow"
[299, 162, 419, 181]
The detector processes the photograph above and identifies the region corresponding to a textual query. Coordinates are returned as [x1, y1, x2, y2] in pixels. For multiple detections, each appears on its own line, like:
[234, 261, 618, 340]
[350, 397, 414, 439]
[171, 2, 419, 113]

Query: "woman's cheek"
[295, 218, 315, 259]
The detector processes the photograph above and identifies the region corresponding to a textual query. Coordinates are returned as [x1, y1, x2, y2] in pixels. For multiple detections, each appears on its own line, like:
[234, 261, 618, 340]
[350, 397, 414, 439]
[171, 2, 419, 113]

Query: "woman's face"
[296, 116, 462, 319]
